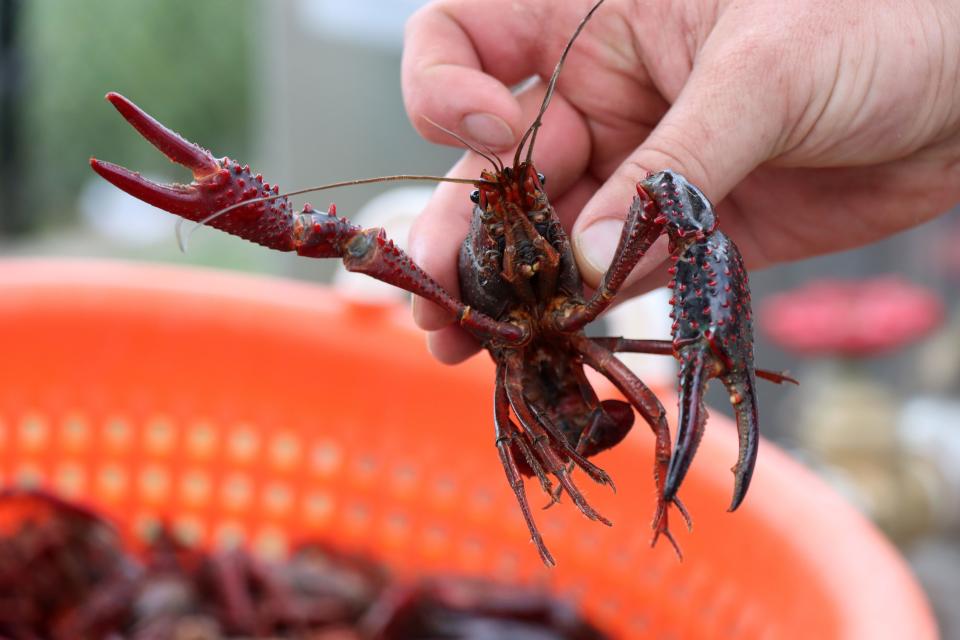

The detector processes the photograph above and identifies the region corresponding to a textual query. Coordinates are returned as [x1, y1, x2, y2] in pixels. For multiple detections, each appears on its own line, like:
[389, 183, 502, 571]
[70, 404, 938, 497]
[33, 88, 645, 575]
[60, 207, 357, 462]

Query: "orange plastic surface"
[0, 259, 936, 639]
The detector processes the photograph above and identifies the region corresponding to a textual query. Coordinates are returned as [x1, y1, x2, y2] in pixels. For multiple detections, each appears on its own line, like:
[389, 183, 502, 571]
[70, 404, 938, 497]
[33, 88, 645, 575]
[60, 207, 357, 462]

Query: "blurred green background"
[11, 0, 251, 233]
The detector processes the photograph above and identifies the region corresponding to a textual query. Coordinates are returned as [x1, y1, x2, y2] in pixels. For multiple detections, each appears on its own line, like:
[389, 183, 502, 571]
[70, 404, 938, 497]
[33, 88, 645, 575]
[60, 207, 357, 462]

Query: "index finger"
[401, 0, 588, 150]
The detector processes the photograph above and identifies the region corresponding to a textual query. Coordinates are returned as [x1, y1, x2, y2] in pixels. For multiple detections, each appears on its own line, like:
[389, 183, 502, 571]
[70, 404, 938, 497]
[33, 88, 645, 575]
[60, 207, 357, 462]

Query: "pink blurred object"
[761, 277, 945, 357]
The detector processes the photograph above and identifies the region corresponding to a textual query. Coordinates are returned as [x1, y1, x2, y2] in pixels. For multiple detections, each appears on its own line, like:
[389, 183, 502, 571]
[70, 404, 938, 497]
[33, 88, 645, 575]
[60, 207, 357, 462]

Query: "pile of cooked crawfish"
[89, 0, 793, 566]
[0, 488, 607, 639]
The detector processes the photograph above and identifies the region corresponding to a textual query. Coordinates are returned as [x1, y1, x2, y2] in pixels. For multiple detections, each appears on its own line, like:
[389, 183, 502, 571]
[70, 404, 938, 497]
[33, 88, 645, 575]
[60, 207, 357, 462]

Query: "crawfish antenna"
[422, 115, 504, 172]
[514, 0, 606, 168]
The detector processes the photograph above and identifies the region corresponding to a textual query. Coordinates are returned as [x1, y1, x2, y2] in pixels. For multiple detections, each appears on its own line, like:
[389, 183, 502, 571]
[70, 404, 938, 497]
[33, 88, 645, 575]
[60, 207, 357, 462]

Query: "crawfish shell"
[458, 208, 512, 320]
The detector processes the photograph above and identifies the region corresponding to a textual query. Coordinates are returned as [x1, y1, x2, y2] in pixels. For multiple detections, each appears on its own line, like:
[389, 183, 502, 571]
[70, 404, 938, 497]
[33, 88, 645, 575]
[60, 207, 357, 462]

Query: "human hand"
[402, 0, 960, 363]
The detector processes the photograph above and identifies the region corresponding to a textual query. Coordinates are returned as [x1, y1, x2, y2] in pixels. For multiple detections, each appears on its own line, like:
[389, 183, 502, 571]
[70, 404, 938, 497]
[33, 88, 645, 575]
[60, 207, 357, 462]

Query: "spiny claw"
[91, 93, 297, 251]
[664, 349, 709, 504]
[89, 158, 207, 218]
[664, 346, 762, 514]
[104, 92, 219, 177]
[725, 371, 759, 511]
[638, 169, 771, 514]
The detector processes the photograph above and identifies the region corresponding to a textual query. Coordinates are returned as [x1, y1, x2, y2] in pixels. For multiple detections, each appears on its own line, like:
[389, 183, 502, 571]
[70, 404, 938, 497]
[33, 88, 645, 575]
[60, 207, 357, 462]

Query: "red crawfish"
[89, 0, 794, 565]
[0, 488, 140, 638]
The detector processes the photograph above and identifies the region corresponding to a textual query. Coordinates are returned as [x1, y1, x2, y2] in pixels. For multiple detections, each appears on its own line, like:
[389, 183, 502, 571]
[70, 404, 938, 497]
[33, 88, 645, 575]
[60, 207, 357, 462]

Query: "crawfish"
[89, 0, 793, 565]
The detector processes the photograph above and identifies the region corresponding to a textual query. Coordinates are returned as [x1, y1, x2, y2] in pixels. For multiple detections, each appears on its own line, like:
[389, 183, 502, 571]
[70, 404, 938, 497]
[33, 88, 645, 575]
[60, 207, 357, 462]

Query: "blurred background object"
[0, 0, 24, 235]
[761, 278, 950, 541]
[1, 0, 959, 636]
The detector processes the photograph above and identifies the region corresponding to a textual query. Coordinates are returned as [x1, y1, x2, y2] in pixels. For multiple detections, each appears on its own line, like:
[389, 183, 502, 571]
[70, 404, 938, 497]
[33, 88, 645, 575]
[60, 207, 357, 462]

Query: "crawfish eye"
[470, 189, 480, 204]
[537, 172, 546, 185]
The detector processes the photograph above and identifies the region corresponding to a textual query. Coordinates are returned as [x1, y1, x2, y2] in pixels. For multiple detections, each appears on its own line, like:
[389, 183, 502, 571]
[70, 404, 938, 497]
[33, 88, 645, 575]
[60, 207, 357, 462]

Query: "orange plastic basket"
[0, 259, 935, 639]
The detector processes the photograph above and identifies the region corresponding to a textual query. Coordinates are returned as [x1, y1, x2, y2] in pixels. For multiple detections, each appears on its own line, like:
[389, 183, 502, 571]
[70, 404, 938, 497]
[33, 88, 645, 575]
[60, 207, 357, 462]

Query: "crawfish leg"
[494, 364, 556, 567]
[564, 363, 634, 459]
[554, 191, 664, 331]
[503, 353, 612, 527]
[572, 336, 691, 555]
[576, 399, 635, 458]
[89, 93, 526, 347]
[332, 225, 527, 344]
[591, 338, 798, 385]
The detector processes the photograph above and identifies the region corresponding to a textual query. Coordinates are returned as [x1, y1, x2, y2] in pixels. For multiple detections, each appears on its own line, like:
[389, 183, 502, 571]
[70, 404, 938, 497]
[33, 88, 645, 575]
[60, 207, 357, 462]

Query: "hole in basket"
[135, 515, 162, 542]
[173, 516, 204, 546]
[14, 465, 42, 488]
[423, 524, 449, 551]
[228, 425, 259, 462]
[470, 488, 494, 512]
[303, 492, 334, 523]
[461, 536, 483, 560]
[577, 533, 601, 553]
[139, 466, 170, 501]
[102, 417, 131, 450]
[354, 454, 377, 479]
[262, 483, 293, 515]
[391, 463, 418, 492]
[215, 521, 246, 549]
[19, 413, 48, 450]
[61, 414, 89, 450]
[180, 471, 211, 506]
[311, 440, 341, 476]
[187, 421, 217, 458]
[98, 465, 127, 498]
[385, 512, 410, 540]
[641, 560, 666, 585]
[347, 503, 371, 530]
[145, 415, 175, 453]
[55, 464, 85, 496]
[432, 474, 457, 501]
[222, 474, 252, 510]
[609, 547, 632, 568]
[270, 433, 300, 469]
[254, 528, 288, 559]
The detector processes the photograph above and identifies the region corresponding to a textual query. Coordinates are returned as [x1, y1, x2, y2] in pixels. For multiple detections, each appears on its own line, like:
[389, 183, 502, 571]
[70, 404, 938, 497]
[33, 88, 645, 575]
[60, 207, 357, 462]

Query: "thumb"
[572, 54, 783, 291]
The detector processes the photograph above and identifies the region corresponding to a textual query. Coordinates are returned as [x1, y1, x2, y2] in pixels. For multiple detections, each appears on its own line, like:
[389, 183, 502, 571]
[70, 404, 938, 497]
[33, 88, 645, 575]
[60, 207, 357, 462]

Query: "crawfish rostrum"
[0, 489, 608, 640]
[89, 0, 793, 565]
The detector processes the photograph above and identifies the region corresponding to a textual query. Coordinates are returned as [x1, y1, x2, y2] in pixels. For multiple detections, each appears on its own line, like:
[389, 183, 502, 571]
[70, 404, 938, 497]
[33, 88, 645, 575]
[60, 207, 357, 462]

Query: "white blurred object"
[603, 288, 677, 383]
[297, 0, 427, 49]
[78, 177, 173, 247]
[900, 396, 960, 529]
[332, 186, 434, 303]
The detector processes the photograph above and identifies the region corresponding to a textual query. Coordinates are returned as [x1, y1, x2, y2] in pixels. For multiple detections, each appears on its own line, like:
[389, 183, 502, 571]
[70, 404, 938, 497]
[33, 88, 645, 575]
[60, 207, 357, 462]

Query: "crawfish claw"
[641, 170, 766, 513]
[91, 93, 297, 251]
[104, 92, 219, 176]
[725, 371, 760, 511]
[89, 158, 209, 218]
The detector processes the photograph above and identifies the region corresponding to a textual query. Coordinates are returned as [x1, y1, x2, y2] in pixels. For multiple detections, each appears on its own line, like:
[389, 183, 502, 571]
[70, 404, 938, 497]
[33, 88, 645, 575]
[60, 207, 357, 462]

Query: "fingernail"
[576, 218, 625, 273]
[462, 113, 514, 150]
